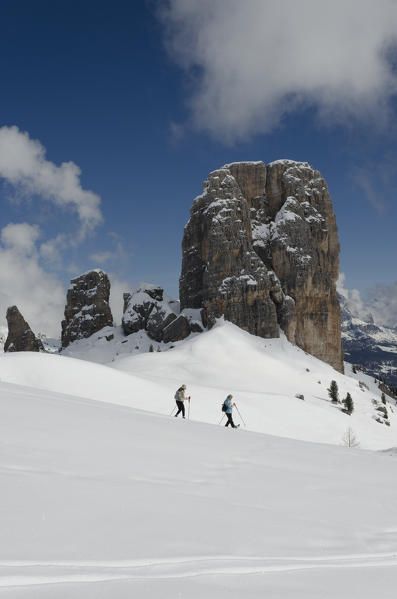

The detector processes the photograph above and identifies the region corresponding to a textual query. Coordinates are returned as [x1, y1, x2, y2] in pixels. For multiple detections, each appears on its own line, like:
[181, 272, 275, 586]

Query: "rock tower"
[61, 270, 113, 348]
[180, 160, 343, 372]
[4, 305, 44, 352]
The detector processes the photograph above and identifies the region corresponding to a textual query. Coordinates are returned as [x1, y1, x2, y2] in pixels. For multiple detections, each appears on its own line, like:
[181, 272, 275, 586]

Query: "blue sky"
[0, 0, 396, 334]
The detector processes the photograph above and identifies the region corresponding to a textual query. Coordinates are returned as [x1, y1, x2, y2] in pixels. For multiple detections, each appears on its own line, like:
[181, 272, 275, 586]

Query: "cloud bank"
[161, 0, 397, 142]
[0, 126, 103, 238]
[0, 223, 65, 337]
[337, 273, 397, 329]
[366, 282, 397, 329]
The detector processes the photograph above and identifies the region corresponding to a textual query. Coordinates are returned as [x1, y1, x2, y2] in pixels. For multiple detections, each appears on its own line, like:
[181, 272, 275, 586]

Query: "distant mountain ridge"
[339, 293, 397, 386]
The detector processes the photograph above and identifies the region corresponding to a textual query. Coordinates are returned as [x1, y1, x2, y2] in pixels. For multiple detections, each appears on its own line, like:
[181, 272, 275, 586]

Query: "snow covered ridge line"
[4, 319, 395, 450]
[3, 553, 397, 588]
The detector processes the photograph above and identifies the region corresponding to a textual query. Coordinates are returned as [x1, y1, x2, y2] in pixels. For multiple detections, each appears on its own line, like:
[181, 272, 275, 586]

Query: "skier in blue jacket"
[224, 394, 237, 428]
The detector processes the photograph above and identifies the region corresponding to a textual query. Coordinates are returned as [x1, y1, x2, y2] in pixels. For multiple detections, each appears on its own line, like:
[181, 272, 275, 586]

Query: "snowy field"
[1, 380, 397, 597]
[1, 320, 396, 450]
[1, 320, 397, 597]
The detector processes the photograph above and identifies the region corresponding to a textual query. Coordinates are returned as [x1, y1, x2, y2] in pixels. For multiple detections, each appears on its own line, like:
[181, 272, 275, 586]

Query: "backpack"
[221, 401, 227, 412]
[175, 387, 182, 400]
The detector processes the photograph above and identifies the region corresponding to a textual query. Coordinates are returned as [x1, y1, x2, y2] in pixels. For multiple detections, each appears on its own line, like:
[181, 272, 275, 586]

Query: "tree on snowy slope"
[328, 380, 339, 403]
[342, 427, 360, 447]
[342, 392, 354, 415]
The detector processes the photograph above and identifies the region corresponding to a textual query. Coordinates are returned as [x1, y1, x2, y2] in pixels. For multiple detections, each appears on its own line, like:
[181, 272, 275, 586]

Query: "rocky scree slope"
[180, 160, 343, 371]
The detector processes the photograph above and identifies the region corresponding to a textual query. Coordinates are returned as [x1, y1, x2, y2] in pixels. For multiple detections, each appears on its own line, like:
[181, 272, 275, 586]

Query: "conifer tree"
[381, 392, 386, 405]
[342, 392, 354, 415]
[149, 344, 154, 352]
[327, 380, 339, 403]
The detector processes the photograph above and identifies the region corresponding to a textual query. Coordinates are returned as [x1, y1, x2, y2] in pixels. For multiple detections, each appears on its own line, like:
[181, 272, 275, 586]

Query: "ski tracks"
[1, 552, 397, 588]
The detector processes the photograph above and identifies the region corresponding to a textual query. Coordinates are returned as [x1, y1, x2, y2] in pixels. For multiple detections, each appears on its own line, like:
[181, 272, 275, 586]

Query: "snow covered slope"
[1, 381, 397, 598]
[0, 319, 395, 449]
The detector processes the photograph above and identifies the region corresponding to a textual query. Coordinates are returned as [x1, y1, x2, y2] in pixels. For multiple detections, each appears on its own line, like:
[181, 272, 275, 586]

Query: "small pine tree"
[352, 365, 357, 374]
[328, 380, 339, 403]
[381, 392, 386, 405]
[149, 344, 154, 352]
[342, 392, 354, 415]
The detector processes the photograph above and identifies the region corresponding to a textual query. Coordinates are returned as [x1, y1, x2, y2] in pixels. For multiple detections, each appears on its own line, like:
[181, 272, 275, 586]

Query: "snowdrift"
[0, 351, 164, 412]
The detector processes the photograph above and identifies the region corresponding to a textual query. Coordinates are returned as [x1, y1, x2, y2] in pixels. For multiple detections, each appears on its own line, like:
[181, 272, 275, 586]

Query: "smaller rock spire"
[4, 306, 44, 352]
[61, 270, 113, 348]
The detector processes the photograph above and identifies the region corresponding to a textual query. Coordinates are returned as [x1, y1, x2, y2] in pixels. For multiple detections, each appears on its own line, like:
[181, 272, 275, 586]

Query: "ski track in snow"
[1, 553, 397, 588]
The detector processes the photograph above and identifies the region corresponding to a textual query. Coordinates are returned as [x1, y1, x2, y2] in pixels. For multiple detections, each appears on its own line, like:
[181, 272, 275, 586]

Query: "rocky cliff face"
[180, 160, 343, 372]
[4, 306, 44, 352]
[61, 270, 113, 348]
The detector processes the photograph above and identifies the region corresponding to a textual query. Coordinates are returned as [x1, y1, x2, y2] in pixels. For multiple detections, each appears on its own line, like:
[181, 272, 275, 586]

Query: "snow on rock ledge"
[122, 283, 204, 343]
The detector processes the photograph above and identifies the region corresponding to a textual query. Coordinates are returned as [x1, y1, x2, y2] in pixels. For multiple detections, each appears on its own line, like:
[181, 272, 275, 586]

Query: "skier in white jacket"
[174, 384, 190, 418]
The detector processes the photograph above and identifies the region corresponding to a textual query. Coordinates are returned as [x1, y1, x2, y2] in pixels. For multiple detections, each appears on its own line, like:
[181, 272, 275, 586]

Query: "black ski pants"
[225, 413, 236, 428]
[175, 400, 185, 418]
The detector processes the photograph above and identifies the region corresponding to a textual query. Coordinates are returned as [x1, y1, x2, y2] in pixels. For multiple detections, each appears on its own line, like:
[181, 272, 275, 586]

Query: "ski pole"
[218, 414, 226, 425]
[235, 404, 246, 427]
[188, 397, 191, 420]
[170, 406, 177, 416]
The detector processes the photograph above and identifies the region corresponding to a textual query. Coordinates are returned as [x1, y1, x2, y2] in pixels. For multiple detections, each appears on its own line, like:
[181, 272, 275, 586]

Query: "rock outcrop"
[61, 270, 113, 348]
[4, 306, 44, 352]
[122, 283, 203, 343]
[180, 160, 343, 372]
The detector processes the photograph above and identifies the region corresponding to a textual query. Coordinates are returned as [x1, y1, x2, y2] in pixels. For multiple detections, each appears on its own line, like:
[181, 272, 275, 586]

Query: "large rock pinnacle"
[180, 160, 343, 372]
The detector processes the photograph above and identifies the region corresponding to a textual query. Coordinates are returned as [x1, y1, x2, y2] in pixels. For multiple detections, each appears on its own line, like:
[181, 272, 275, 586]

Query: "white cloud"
[351, 167, 386, 213]
[337, 273, 397, 328]
[90, 232, 127, 267]
[161, 0, 397, 142]
[337, 273, 369, 320]
[366, 282, 397, 329]
[0, 223, 65, 337]
[1, 222, 40, 255]
[0, 126, 103, 238]
[90, 251, 115, 263]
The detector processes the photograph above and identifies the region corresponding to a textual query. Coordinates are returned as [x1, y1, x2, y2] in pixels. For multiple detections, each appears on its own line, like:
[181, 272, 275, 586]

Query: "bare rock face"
[180, 166, 279, 338]
[4, 306, 44, 352]
[122, 284, 178, 341]
[180, 160, 343, 372]
[122, 284, 203, 343]
[61, 270, 113, 348]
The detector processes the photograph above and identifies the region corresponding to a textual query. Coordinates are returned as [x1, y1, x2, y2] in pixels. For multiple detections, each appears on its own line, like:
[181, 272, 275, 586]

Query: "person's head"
[227, 394, 233, 399]
[182, 384, 186, 389]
